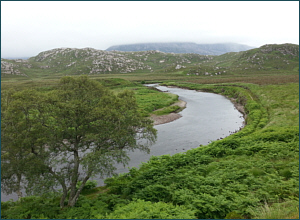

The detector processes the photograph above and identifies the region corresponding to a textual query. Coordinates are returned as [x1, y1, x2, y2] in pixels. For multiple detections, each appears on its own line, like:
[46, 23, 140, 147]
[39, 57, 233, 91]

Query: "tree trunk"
[60, 187, 68, 208]
[68, 173, 91, 207]
[48, 167, 68, 208]
[68, 148, 80, 206]
[16, 173, 23, 200]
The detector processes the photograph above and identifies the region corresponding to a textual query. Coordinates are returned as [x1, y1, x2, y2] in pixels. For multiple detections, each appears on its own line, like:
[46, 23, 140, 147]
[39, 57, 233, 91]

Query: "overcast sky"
[1, 1, 299, 58]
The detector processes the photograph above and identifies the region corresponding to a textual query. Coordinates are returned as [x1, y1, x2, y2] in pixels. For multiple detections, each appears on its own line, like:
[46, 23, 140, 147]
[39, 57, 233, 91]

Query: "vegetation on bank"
[1, 76, 298, 219]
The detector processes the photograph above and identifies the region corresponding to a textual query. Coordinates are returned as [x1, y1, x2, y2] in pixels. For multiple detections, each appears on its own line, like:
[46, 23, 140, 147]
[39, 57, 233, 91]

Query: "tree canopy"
[1, 76, 157, 207]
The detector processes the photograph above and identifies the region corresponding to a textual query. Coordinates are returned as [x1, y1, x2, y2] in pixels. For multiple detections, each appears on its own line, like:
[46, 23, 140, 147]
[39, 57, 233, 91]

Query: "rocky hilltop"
[224, 43, 299, 70]
[184, 43, 299, 76]
[30, 47, 153, 74]
[1, 48, 211, 77]
[1, 44, 298, 78]
[1, 59, 30, 76]
[106, 42, 254, 55]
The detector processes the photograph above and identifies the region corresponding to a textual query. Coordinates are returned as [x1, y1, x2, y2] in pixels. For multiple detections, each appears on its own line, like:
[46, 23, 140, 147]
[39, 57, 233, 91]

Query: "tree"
[1, 89, 48, 200]
[1, 76, 157, 207]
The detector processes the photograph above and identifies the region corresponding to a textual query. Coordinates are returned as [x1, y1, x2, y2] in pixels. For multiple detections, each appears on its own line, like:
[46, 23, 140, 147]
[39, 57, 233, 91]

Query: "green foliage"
[133, 184, 172, 203]
[76, 180, 97, 191]
[1, 192, 132, 219]
[135, 88, 178, 116]
[1, 195, 60, 219]
[103, 199, 196, 219]
[57, 195, 110, 219]
[97, 78, 134, 89]
[96, 193, 130, 211]
[152, 105, 180, 115]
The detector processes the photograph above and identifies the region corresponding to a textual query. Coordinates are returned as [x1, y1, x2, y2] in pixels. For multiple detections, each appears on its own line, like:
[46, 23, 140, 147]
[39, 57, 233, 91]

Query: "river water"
[102, 85, 244, 177]
[1, 85, 244, 202]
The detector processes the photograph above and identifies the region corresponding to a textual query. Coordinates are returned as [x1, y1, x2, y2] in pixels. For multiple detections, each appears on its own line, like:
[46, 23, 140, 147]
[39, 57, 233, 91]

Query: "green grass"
[135, 88, 178, 116]
[249, 200, 299, 219]
[152, 105, 181, 116]
[254, 83, 299, 127]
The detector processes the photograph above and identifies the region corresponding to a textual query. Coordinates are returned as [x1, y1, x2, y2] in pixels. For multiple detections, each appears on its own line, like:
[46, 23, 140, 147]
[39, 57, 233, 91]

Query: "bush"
[103, 199, 196, 219]
[58, 195, 110, 219]
[76, 180, 97, 191]
[1, 195, 60, 219]
[279, 168, 293, 180]
[133, 184, 172, 202]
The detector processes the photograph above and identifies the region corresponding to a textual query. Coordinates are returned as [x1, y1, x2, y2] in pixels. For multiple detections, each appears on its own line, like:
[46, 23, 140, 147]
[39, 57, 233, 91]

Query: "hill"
[106, 42, 254, 55]
[1, 48, 211, 78]
[1, 44, 298, 79]
[184, 43, 299, 76]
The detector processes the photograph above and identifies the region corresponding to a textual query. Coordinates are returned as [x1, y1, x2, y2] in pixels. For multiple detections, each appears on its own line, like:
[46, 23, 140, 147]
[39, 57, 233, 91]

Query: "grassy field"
[1, 67, 299, 219]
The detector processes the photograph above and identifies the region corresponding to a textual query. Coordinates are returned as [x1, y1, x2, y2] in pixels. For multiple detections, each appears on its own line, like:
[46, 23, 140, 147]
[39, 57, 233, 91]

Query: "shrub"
[1, 195, 60, 219]
[279, 168, 293, 180]
[58, 196, 110, 219]
[76, 180, 97, 191]
[103, 199, 196, 219]
[96, 193, 130, 211]
[133, 184, 172, 202]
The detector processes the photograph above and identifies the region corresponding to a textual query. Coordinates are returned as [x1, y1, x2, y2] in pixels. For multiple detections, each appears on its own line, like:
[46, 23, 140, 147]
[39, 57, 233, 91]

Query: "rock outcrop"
[1, 59, 29, 76]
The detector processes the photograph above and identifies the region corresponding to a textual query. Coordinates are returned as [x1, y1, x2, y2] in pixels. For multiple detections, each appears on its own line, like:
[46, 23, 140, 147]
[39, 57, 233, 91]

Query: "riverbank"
[229, 97, 246, 118]
[150, 99, 187, 125]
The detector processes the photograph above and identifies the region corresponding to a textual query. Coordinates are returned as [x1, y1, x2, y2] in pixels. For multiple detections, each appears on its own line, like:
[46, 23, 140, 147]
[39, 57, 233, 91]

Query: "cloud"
[1, 1, 299, 58]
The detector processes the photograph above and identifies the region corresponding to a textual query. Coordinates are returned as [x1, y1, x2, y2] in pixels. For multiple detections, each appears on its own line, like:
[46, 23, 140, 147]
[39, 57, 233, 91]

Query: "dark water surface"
[1, 85, 244, 202]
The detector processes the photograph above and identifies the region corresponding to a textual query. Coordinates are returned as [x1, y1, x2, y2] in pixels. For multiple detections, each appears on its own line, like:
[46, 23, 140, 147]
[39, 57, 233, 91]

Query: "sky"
[1, 1, 299, 58]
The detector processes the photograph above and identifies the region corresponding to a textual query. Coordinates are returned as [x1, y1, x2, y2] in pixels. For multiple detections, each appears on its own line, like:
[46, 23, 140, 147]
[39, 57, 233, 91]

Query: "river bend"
[98, 84, 244, 179]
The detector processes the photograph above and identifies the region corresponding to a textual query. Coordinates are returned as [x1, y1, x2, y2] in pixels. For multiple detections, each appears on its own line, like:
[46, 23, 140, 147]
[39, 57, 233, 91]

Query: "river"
[101, 84, 244, 177]
[1, 85, 244, 202]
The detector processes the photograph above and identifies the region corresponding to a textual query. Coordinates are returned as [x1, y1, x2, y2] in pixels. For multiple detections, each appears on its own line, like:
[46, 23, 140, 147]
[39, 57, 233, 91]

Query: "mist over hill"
[106, 42, 254, 55]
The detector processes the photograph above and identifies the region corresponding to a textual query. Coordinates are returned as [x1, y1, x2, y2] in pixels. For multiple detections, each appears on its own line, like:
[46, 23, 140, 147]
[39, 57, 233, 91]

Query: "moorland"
[1, 43, 299, 219]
